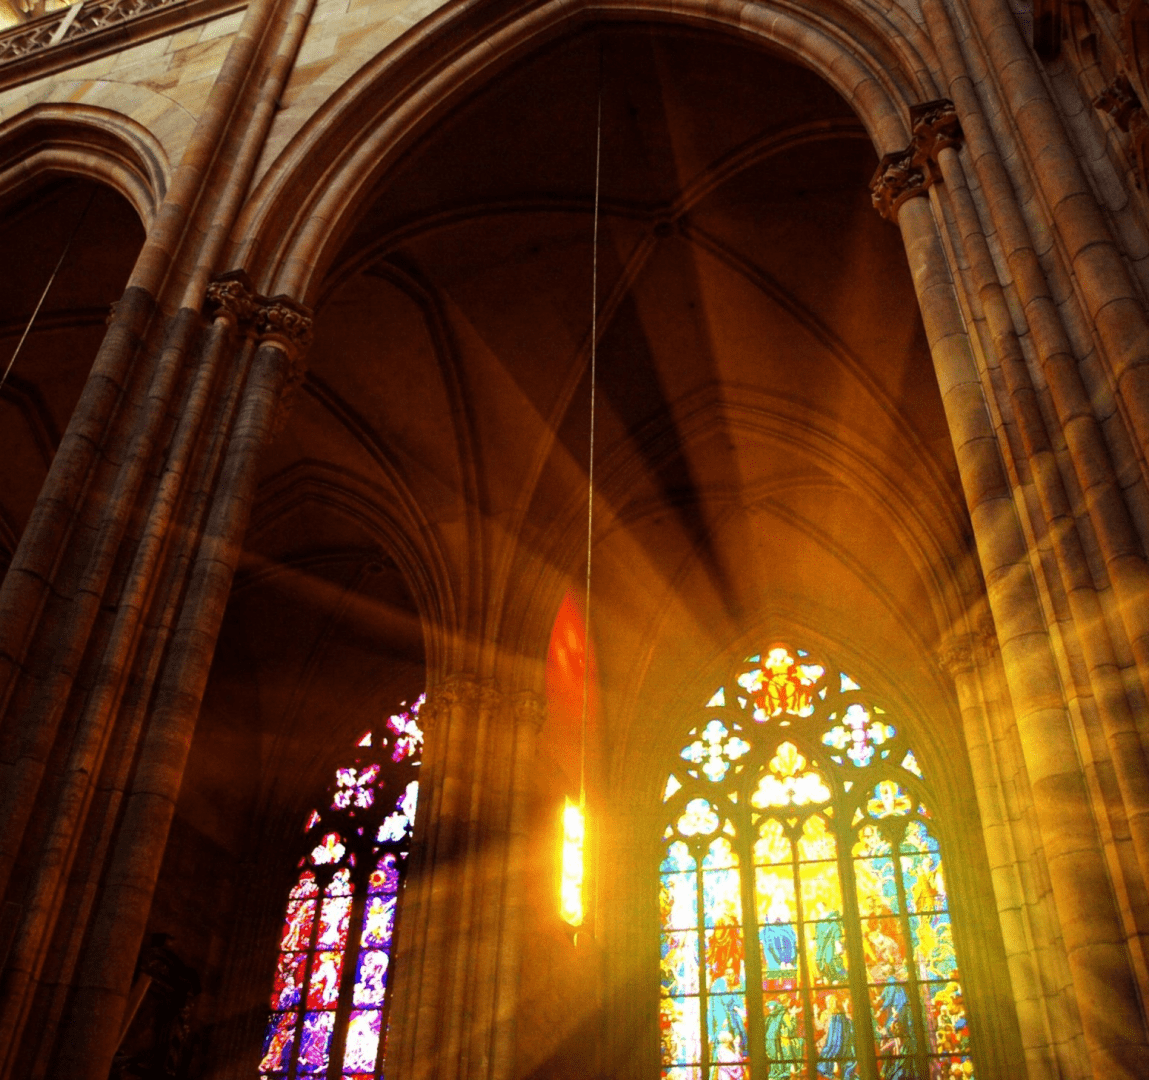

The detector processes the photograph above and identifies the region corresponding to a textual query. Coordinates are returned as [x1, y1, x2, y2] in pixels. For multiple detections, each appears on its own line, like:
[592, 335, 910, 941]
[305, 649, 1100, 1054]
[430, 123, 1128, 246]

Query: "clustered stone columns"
[0, 272, 311, 1080]
[0, 0, 321, 1069]
[874, 32, 1149, 1078]
[385, 677, 543, 1080]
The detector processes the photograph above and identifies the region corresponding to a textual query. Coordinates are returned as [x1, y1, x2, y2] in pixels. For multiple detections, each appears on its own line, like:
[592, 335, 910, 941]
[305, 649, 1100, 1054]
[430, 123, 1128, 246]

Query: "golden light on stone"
[559, 797, 586, 927]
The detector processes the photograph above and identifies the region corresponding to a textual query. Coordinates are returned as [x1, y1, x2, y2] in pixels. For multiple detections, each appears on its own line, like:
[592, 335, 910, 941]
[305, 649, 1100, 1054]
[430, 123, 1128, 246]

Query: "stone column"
[884, 157, 1149, 1075]
[0, 276, 312, 1080]
[387, 678, 540, 1080]
[937, 627, 1090, 1078]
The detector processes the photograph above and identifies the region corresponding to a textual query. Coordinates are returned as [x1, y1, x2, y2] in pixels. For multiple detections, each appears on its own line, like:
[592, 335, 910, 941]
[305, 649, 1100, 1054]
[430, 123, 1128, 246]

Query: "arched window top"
[261, 696, 424, 1080]
[659, 645, 972, 1080]
[665, 645, 922, 805]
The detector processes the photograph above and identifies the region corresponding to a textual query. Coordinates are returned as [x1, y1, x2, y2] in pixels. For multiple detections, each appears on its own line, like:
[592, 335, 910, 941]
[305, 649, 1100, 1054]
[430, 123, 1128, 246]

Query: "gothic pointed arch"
[229, 0, 938, 304]
[0, 102, 168, 224]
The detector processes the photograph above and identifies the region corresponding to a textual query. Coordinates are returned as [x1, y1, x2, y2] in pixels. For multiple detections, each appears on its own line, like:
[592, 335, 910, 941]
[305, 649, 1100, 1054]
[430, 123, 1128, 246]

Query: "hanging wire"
[580, 56, 604, 814]
[0, 183, 97, 394]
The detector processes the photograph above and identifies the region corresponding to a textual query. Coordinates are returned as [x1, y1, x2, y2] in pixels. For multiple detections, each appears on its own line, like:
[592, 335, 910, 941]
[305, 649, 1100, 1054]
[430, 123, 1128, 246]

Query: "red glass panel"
[318, 897, 351, 950]
[279, 901, 316, 953]
[861, 917, 908, 982]
[306, 951, 345, 1009]
[272, 952, 307, 1009]
[259, 1011, 296, 1072]
[705, 925, 745, 992]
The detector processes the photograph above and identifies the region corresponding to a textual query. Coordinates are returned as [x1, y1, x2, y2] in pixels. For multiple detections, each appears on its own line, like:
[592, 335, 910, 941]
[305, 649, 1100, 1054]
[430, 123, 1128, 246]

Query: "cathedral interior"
[2, 0, 1149, 1077]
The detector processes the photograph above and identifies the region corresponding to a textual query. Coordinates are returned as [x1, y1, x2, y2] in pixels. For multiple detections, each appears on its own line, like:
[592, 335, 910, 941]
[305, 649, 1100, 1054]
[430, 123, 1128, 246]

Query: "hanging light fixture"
[558, 55, 604, 933]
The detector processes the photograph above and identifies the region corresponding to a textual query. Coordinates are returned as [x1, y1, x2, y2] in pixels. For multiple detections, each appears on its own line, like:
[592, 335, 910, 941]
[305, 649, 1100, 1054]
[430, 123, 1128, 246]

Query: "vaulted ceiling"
[236, 24, 974, 804]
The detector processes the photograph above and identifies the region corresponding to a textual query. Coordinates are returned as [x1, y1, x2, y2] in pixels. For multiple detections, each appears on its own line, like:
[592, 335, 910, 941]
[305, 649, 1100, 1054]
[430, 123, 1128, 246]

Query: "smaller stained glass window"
[261, 697, 424, 1080]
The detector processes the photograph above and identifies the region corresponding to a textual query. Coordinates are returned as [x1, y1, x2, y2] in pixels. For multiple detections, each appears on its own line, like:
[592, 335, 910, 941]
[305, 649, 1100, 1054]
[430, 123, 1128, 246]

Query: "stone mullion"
[326, 883, 369, 1080]
[740, 798, 762, 1080]
[46, 322, 309, 1080]
[897, 192, 1149, 1076]
[922, 0, 1149, 705]
[385, 691, 449, 1079]
[838, 824, 877, 1080]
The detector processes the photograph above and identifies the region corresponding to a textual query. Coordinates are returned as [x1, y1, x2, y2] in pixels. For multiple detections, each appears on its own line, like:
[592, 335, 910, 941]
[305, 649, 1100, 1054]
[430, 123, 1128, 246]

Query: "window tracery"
[660, 646, 972, 1080]
[260, 697, 424, 1080]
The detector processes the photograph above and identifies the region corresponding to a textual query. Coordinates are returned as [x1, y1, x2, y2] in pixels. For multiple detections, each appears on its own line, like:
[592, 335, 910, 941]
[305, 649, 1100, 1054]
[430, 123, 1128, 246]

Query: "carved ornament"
[204, 270, 314, 355]
[935, 635, 976, 679]
[204, 273, 261, 326]
[871, 99, 963, 221]
[1094, 72, 1149, 188]
[935, 617, 1000, 679]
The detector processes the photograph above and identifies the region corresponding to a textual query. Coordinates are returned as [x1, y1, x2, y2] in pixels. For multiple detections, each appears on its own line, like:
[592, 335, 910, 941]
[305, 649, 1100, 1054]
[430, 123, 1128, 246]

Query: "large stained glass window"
[660, 646, 972, 1080]
[261, 697, 424, 1080]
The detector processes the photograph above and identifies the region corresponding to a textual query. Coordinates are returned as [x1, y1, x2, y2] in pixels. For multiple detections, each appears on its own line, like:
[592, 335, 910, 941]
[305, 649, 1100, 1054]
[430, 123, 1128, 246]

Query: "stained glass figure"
[659, 644, 976, 1079]
[737, 645, 824, 719]
[260, 697, 423, 1080]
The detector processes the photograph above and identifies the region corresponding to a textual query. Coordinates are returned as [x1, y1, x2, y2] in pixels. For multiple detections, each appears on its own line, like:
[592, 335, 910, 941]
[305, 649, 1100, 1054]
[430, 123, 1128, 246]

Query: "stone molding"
[870, 99, 963, 221]
[204, 270, 314, 354]
[0, 0, 245, 91]
[421, 674, 503, 726]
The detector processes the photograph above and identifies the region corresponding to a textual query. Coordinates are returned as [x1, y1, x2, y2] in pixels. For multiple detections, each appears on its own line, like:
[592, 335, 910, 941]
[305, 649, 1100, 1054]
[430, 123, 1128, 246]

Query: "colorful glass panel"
[260, 697, 423, 1079]
[660, 643, 976, 1079]
[343, 1010, 381, 1073]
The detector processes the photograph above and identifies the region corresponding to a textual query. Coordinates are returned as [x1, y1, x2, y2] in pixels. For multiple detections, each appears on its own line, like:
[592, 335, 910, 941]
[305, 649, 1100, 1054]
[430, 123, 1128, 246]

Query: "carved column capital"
[203, 271, 314, 355]
[204, 270, 261, 327]
[871, 152, 931, 221]
[511, 690, 546, 734]
[871, 99, 963, 221]
[1094, 72, 1149, 188]
[935, 633, 976, 678]
[936, 617, 999, 679]
[257, 297, 314, 353]
[910, 98, 962, 158]
[477, 682, 503, 715]
[429, 674, 482, 713]
[206, 272, 314, 437]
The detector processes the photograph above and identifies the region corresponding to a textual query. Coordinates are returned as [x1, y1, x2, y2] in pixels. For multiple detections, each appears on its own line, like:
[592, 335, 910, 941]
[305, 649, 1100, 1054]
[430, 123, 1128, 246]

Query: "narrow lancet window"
[261, 697, 424, 1080]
